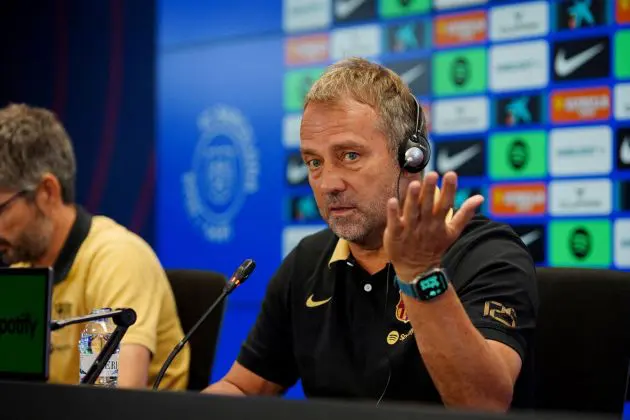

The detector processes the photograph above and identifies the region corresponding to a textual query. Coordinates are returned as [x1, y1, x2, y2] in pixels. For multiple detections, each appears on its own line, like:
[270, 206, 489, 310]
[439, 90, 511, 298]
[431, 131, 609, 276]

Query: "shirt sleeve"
[237, 248, 299, 390]
[85, 238, 167, 355]
[452, 232, 538, 361]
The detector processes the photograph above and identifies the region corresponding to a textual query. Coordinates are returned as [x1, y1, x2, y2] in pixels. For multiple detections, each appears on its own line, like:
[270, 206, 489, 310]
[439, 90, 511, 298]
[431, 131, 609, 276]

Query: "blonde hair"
[304, 57, 424, 157]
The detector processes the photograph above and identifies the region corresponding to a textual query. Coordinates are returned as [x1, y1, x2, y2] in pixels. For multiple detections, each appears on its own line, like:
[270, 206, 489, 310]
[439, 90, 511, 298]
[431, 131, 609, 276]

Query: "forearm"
[403, 286, 514, 411]
[203, 380, 247, 396]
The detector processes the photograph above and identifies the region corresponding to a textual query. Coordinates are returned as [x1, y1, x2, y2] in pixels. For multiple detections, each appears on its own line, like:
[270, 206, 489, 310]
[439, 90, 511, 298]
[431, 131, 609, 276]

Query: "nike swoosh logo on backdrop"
[306, 294, 332, 308]
[400, 64, 425, 85]
[437, 144, 481, 172]
[335, 0, 366, 19]
[621, 136, 630, 165]
[520, 230, 541, 247]
[554, 43, 604, 77]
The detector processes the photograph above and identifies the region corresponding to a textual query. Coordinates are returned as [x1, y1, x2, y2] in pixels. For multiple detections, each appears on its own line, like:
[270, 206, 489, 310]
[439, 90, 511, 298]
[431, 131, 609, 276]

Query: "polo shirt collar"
[53, 206, 92, 284]
[326, 188, 453, 269]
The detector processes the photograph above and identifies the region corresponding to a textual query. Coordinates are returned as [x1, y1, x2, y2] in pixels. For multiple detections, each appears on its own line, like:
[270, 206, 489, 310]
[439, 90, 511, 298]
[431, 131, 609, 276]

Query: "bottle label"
[79, 352, 119, 380]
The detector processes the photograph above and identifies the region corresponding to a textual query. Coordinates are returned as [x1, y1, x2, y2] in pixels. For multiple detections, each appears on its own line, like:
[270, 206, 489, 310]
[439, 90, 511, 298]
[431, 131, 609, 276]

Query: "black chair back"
[166, 269, 227, 391]
[534, 267, 630, 414]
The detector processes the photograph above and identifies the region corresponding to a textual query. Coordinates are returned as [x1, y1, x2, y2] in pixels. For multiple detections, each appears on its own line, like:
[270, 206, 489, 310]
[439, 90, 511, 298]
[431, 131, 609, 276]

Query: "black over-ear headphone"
[397, 96, 431, 173]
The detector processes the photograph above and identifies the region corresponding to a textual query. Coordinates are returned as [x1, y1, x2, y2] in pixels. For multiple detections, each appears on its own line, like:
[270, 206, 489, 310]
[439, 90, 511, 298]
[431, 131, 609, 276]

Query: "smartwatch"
[394, 268, 449, 301]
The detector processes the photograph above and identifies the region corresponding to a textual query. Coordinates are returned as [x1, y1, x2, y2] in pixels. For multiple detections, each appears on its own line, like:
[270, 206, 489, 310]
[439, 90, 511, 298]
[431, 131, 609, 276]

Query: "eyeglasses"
[0, 190, 29, 216]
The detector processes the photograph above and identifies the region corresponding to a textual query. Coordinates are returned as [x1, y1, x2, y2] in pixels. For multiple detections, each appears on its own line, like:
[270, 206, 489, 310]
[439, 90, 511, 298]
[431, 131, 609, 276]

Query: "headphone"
[397, 96, 431, 173]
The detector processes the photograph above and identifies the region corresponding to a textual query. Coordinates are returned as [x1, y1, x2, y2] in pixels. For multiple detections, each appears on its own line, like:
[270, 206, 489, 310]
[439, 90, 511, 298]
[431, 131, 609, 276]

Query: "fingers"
[402, 180, 421, 226]
[386, 197, 404, 238]
[437, 172, 457, 219]
[450, 194, 484, 234]
[420, 172, 438, 220]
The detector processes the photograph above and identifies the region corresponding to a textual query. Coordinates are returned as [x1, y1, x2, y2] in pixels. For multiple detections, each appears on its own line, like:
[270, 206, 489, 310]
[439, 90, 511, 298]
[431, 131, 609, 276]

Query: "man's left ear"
[38, 174, 62, 207]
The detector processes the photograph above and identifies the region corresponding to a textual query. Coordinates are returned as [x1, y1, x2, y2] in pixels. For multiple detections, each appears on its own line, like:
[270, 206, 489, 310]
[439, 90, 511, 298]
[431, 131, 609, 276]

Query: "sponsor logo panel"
[433, 47, 487, 96]
[283, 0, 331, 33]
[616, 127, 630, 170]
[378, 0, 430, 18]
[284, 68, 325, 112]
[614, 84, 630, 120]
[387, 58, 431, 97]
[489, 1, 549, 42]
[434, 138, 486, 176]
[490, 183, 547, 216]
[549, 219, 611, 267]
[550, 86, 611, 123]
[489, 131, 547, 179]
[555, 0, 607, 31]
[549, 178, 612, 216]
[552, 36, 611, 82]
[333, 0, 376, 23]
[432, 96, 489, 134]
[434, 10, 487, 47]
[285, 34, 330, 66]
[512, 224, 546, 264]
[549, 125, 612, 176]
[490, 40, 549, 92]
[615, 30, 630, 80]
[331, 24, 382, 60]
[494, 93, 543, 128]
[614, 219, 630, 269]
[386, 21, 428, 53]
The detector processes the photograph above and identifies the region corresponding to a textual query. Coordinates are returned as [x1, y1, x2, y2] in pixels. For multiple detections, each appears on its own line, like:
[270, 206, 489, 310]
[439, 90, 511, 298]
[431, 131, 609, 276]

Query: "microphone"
[50, 308, 137, 331]
[152, 258, 256, 390]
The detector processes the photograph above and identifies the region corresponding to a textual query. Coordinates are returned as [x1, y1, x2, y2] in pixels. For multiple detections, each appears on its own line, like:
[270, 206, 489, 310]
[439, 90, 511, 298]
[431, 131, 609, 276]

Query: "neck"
[348, 240, 389, 275]
[34, 204, 77, 268]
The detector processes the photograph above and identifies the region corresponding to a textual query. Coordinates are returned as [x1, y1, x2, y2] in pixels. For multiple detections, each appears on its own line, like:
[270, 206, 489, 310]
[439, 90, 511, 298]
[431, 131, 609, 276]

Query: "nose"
[316, 164, 345, 195]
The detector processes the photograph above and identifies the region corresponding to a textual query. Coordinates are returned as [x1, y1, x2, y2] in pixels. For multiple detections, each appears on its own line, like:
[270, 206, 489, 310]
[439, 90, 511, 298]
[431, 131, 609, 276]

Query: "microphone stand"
[50, 308, 137, 385]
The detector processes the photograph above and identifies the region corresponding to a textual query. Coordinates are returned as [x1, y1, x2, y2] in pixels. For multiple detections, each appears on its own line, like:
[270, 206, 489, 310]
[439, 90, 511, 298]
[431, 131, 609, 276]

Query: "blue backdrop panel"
[156, 36, 286, 304]
[158, 0, 283, 49]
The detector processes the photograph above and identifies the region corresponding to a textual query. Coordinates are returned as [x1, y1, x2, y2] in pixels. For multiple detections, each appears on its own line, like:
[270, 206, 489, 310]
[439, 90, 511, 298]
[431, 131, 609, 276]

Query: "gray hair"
[304, 57, 423, 158]
[0, 104, 76, 203]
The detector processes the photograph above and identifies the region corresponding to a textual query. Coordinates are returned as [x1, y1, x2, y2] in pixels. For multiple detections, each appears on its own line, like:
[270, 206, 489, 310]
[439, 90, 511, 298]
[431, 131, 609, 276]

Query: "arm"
[202, 250, 300, 396]
[401, 244, 533, 411]
[118, 343, 151, 388]
[203, 361, 284, 396]
[85, 238, 168, 389]
[384, 171, 536, 412]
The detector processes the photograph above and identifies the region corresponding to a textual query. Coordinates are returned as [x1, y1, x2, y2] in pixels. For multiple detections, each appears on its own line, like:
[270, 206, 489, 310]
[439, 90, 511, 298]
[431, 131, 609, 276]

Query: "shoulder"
[444, 214, 535, 281]
[271, 227, 338, 284]
[79, 216, 163, 272]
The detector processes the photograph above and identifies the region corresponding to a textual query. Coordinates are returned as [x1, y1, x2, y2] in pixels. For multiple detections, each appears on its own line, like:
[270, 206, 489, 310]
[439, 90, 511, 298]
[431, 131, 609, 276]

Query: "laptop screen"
[0, 267, 52, 381]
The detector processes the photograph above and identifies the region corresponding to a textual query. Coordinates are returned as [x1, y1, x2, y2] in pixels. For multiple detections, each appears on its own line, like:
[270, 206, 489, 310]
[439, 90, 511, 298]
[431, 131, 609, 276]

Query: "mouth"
[328, 206, 356, 216]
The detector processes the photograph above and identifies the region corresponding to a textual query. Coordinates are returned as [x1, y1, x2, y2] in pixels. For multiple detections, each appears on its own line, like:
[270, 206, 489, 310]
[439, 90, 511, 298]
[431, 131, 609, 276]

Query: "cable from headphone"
[378, 97, 429, 406]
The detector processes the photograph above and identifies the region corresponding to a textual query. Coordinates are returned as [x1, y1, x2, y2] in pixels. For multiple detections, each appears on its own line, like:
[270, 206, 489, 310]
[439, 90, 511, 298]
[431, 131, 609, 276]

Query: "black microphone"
[152, 258, 256, 390]
[50, 308, 137, 385]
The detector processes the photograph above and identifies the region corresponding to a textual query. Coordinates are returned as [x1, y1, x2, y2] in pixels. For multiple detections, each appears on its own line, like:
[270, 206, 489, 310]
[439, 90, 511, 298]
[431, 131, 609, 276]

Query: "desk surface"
[0, 381, 618, 420]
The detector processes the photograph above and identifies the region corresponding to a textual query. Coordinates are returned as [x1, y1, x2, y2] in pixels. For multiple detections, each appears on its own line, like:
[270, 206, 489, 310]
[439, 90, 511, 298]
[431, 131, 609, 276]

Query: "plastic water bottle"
[78, 308, 119, 387]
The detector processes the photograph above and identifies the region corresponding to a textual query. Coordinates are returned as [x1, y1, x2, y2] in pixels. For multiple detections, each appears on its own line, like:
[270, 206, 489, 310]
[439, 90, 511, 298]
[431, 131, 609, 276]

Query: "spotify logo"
[570, 227, 592, 259]
[451, 57, 470, 86]
[509, 139, 529, 170]
[387, 330, 400, 345]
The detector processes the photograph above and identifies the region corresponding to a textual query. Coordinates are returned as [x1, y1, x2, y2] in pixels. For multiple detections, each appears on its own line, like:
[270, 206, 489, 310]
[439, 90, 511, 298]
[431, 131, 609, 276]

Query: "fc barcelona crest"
[395, 292, 409, 323]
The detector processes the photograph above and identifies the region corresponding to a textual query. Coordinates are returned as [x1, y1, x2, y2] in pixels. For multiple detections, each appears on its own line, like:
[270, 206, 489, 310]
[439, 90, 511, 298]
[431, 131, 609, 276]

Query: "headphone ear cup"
[399, 133, 431, 173]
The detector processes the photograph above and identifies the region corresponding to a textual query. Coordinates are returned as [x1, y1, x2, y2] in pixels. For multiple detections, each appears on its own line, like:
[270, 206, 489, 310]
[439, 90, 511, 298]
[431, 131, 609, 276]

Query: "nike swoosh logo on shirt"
[621, 136, 630, 165]
[437, 144, 481, 172]
[400, 64, 425, 86]
[335, 0, 365, 19]
[554, 43, 604, 77]
[306, 294, 332, 308]
[520, 230, 541, 247]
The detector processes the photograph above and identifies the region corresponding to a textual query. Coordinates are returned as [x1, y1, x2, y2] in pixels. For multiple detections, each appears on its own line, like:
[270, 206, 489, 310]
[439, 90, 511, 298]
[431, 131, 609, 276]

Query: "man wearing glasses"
[0, 103, 189, 390]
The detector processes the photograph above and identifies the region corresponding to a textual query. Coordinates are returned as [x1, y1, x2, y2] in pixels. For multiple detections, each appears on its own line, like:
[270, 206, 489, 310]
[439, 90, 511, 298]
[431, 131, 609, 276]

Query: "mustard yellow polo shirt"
[15, 207, 189, 390]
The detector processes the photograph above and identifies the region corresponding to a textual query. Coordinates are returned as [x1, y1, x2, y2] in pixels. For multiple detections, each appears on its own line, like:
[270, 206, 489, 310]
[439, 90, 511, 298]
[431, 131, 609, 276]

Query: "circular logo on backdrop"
[182, 105, 260, 243]
[570, 227, 592, 260]
[451, 57, 470, 87]
[509, 139, 529, 170]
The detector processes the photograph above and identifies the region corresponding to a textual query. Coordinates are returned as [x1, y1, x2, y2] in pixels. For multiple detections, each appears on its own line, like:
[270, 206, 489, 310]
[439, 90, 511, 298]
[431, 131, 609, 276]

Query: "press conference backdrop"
[157, 0, 630, 395]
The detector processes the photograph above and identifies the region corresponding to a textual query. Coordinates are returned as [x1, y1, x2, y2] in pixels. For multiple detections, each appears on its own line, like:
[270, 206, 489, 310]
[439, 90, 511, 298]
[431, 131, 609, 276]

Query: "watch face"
[416, 271, 448, 300]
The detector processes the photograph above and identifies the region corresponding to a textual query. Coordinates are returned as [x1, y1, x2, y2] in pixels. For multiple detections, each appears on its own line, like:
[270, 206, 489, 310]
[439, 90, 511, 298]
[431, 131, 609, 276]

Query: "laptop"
[0, 267, 52, 381]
